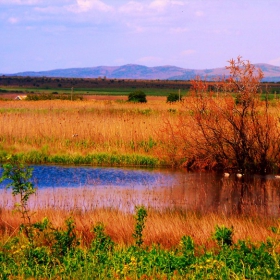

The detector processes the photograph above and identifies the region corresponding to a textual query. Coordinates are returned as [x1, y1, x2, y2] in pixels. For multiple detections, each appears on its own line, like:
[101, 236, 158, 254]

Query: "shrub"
[213, 225, 233, 247]
[165, 56, 280, 174]
[167, 92, 182, 103]
[128, 90, 147, 103]
[133, 206, 147, 247]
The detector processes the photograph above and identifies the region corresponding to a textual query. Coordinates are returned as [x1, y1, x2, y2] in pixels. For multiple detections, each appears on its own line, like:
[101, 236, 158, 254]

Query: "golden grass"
[0, 206, 277, 249]
[0, 99, 184, 162]
[3, 97, 278, 168]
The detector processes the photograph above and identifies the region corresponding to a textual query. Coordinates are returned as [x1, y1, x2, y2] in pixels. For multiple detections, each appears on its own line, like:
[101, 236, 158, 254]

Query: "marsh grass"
[0, 204, 277, 249]
[0, 98, 183, 166]
[3, 96, 280, 169]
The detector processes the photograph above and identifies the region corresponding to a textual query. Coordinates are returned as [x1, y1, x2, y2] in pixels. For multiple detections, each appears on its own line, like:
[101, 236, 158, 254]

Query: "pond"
[1, 165, 280, 216]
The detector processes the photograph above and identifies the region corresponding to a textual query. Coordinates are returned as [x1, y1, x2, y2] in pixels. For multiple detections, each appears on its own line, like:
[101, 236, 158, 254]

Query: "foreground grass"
[0, 208, 277, 248]
[1, 208, 280, 279]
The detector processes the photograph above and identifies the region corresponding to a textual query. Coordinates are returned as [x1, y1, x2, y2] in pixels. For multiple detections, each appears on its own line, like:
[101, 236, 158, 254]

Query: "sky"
[0, 0, 280, 73]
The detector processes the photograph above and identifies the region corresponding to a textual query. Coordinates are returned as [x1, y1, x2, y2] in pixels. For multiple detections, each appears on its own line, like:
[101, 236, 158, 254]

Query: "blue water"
[1, 165, 280, 216]
[0, 165, 175, 189]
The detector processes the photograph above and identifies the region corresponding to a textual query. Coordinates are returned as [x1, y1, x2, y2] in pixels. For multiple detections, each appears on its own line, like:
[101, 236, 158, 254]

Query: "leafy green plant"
[128, 90, 147, 103]
[1, 221, 280, 279]
[167, 92, 182, 103]
[91, 223, 114, 253]
[133, 206, 148, 247]
[213, 225, 233, 247]
[52, 218, 80, 258]
[0, 156, 35, 226]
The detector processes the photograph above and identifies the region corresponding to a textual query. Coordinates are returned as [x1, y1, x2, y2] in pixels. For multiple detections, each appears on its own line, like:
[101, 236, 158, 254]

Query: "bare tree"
[183, 57, 280, 174]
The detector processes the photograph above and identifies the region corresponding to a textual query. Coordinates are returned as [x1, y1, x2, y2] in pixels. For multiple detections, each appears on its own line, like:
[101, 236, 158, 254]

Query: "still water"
[1, 165, 280, 216]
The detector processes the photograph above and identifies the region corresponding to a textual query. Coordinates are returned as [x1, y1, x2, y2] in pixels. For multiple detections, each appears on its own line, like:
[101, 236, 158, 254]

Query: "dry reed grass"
[0, 206, 277, 249]
[3, 97, 279, 168]
[0, 99, 183, 162]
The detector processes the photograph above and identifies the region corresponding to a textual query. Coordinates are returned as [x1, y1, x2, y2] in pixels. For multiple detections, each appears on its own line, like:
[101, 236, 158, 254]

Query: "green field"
[0, 86, 187, 97]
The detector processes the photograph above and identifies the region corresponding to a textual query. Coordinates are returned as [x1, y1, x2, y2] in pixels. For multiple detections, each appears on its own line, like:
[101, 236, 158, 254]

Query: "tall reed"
[0, 98, 182, 166]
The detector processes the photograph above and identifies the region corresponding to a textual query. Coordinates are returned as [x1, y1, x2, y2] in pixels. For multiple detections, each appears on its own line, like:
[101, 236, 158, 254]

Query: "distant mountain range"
[3, 63, 280, 82]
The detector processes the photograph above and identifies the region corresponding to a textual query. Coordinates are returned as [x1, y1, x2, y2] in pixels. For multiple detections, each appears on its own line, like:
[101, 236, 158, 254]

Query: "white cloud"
[8, 17, 20, 24]
[119, 1, 144, 14]
[125, 22, 145, 33]
[120, 0, 185, 16]
[195, 10, 204, 17]
[34, 6, 62, 14]
[149, 0, 168, 11]
[68, 0, 113, 13]
[149, 0, 184, 11]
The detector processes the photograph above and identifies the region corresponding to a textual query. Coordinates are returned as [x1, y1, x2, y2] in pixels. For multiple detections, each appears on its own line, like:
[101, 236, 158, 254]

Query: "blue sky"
[0, 0, 279, 73]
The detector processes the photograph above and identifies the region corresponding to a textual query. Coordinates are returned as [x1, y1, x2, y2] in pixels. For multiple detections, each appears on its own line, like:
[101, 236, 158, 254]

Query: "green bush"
[213, 225, 233, 247]
[166, 92, 182, 103]
[128, 91, 147, 103]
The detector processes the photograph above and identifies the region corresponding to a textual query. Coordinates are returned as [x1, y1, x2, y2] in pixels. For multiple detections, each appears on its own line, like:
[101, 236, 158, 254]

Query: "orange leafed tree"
[164, 57, 280, 174]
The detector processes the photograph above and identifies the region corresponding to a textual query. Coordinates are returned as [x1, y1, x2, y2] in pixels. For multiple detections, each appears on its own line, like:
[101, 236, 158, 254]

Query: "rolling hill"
[4, 63, 280, 82]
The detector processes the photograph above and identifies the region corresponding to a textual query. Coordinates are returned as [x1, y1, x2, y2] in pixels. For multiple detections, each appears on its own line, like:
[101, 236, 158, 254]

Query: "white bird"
[224, 172, 230, 177]
[275, 175, 280, 179]
[236, 173, 243, 178]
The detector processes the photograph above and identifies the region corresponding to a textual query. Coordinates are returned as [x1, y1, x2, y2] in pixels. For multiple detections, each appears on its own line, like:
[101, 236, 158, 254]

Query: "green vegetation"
[0, 157, 35, 223]
[0, 86, 189, 97]
[1, 221, 279, 279]
[0, 150, 161, 167]
[128, 90, 147, 103]
[167, 92, 182, 103]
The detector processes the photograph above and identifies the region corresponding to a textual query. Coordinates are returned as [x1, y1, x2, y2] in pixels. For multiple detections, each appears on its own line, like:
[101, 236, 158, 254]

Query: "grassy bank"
[0, 150, 161, 167]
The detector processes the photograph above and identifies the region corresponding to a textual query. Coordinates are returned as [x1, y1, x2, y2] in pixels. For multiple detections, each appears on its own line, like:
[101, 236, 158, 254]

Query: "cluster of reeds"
[0, 205, 278, 249]
[0, 98, 183, 166]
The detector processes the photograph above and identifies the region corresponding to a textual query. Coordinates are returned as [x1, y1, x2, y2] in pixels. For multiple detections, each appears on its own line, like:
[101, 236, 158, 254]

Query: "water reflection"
[167, 173, 280, 217]
[0, 165, 280, 216]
